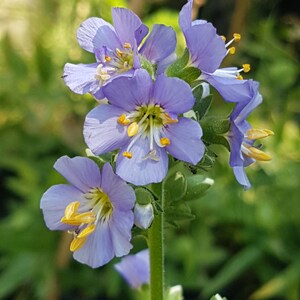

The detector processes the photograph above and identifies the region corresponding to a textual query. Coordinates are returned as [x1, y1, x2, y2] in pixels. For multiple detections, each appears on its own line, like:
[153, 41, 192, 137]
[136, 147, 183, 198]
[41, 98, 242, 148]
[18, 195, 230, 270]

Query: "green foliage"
[166, 48, 201, 84]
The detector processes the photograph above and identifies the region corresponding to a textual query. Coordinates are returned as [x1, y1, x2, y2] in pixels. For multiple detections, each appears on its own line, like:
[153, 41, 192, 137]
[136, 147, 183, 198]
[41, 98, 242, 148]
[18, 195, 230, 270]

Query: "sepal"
[135, 187, 154, 205]
[139, 55, 155, 78]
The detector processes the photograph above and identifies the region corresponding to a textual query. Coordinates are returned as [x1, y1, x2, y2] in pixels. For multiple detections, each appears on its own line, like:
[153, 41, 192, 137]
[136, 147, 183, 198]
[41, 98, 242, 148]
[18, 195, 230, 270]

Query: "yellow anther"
[127, 122, 139, 137]
[236, 75, 244, 80]
[163, 113, 178, 125]
[245, 129, 274, 140]
[61, 216, 82, 226]
[123, 151, 133, 159]
[233, 33, 241, 42]
[105, 55, 112, 62]
[70, 237, 87, 252]
[77, 224, 96, 239]
[116, 48, 124, 57]
[245, 146, 272, 161]
[221, 35, 226, 42]
[74, 212, 96, 223]
[62, 211, 96, 226]
[118, 114, 131, 125]
[64, 201, 80, 219]
[160, 137, 170, 146]
[123, 42, 132, 49]
[243, 64, 251, 73]
[228, 47, 236, 55]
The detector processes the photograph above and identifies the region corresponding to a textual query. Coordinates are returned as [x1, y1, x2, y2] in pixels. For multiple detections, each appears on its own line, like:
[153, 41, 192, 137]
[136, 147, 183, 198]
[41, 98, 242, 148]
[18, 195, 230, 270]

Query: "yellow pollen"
[243, 64, 251, 73]
[245, 129, 274, 140]
[160, 137, 170, 146]
[245, 146, 272, 161]
[118, 114, 131, 125]
[233, 33, 241, 42]
[70, 237, 87, 252]
[123, 151, 133, 159]
[123, 42, 132, 49]
[105, 55, 112, 62]
[116, 48, 124, 57]
[236, 75, 244, 80]
[127, 122, 139, 137]
[228, 47, 236, 55]
[221, 35, 226, 42]
[77, 224, 96, 239]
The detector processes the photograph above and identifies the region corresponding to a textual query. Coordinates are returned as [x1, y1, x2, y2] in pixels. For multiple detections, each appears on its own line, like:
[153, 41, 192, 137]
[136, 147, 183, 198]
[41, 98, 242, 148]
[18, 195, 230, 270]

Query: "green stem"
[148, 185, 165, 300]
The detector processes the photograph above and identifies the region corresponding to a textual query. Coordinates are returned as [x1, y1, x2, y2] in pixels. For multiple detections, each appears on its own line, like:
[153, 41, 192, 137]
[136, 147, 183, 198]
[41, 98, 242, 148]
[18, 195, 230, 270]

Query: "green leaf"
[250, 259, 300, 300]
[200, 117, 230, 149]
[0, 254, 38, 298]
[181, 174, 214, 202]
[194, 94, 213, 120]
[164, 170, 187, 202]
[166, 48, 190, 77]
[201, 117, 230, 135]
[175, 67, 201, 84]
[192, 84, 203, 101]
[202, 246, 263, 297]
[165, 202, 195, 228]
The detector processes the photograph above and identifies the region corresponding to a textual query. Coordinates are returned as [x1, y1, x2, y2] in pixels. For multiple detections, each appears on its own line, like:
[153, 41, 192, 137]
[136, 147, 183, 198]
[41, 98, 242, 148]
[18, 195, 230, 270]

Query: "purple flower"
[40, 156, 136, 268]
[84, 69, 205, 186]
[228, 81, 273, 189]
[63, 8, 176, 100]
[179, 0, 253, 103]
[114, 249, 150, 289]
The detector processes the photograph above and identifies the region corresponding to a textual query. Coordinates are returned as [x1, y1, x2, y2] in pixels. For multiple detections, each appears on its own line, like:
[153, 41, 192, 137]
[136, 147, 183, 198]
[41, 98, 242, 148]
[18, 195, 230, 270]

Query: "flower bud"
[134, 203, 154, 229]
[168, 285, 183, 300]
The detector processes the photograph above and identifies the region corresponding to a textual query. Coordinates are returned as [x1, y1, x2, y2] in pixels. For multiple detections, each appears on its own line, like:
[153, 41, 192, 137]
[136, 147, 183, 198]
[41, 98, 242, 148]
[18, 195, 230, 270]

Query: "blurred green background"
[0, 0, 299, 299]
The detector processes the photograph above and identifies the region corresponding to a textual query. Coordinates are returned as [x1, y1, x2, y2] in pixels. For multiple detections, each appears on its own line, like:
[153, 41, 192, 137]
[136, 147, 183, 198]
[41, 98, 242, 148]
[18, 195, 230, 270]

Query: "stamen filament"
[149, 116, 154, 151]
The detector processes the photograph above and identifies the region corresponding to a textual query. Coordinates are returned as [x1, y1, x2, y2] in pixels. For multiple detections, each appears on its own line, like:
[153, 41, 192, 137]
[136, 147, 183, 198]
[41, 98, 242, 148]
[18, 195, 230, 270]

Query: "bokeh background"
[0, 0, 299, 299]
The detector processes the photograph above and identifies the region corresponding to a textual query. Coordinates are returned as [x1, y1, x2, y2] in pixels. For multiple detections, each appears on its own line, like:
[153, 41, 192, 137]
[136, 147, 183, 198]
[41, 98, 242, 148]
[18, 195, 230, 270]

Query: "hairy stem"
[148, 184, 165, 300]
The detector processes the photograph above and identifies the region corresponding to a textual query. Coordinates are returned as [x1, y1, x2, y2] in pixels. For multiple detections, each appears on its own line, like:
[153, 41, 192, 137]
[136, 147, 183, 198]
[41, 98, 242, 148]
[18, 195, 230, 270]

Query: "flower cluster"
[40, 0, 273, 269]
